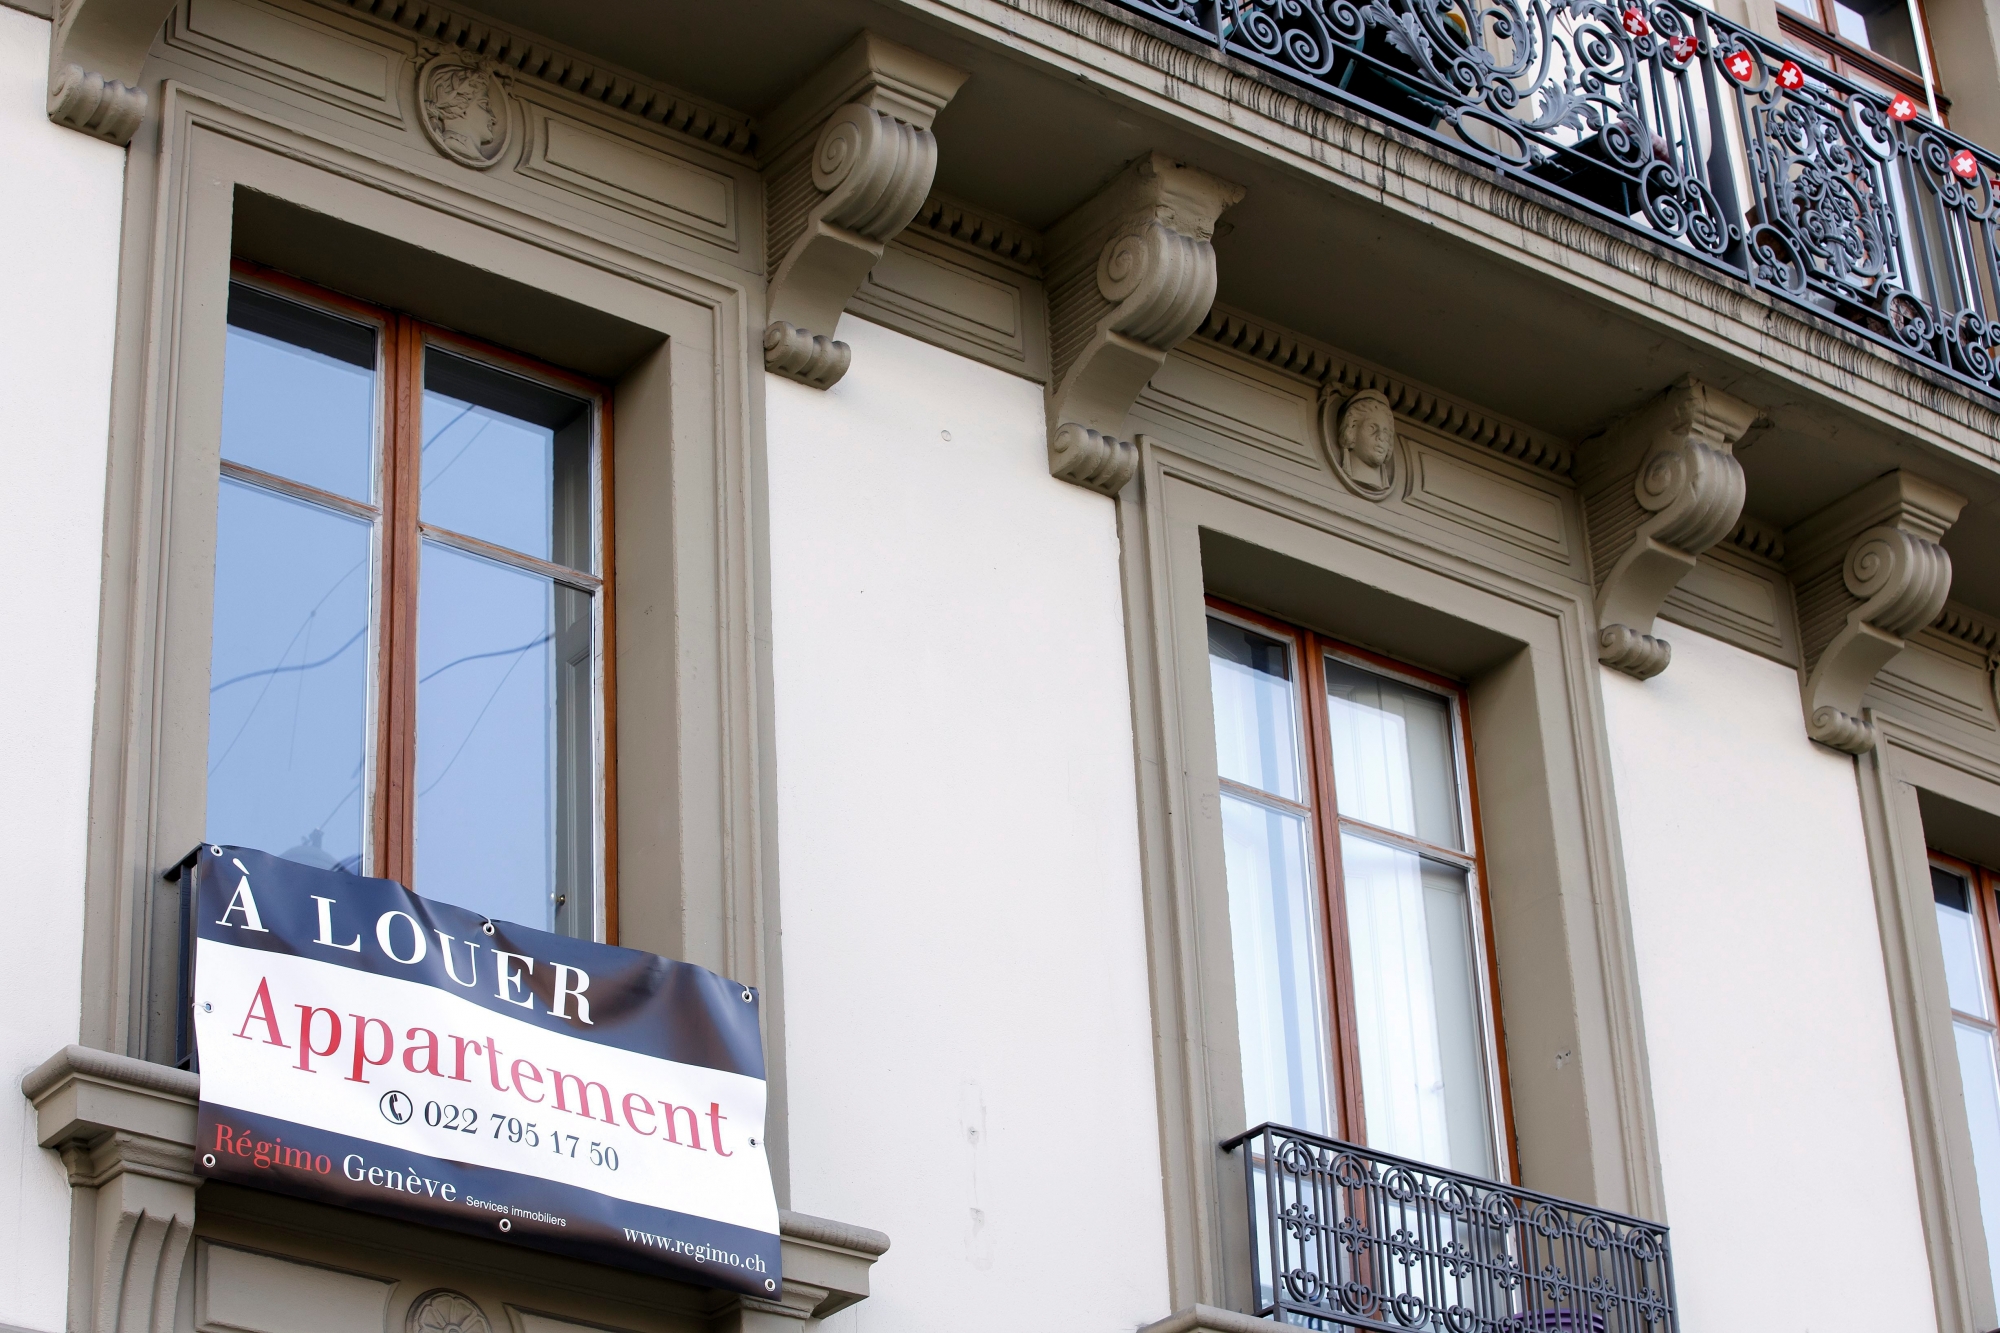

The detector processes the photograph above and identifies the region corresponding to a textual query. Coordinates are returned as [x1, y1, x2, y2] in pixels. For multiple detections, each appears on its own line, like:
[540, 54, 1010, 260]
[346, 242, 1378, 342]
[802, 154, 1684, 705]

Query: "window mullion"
[376, 315, 423, 885]
[1300, 630, 1367, 1147]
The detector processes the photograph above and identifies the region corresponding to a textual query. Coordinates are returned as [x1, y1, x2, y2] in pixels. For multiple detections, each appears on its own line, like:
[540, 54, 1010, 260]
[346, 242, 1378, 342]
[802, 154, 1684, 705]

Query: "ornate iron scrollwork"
[1104, 0, 2000, 403]
[1225, 1122, 1679, 1333]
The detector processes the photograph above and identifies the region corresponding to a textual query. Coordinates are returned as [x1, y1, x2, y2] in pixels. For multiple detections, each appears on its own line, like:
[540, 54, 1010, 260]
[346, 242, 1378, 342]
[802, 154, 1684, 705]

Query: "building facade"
[6, 0, 2000, 1329]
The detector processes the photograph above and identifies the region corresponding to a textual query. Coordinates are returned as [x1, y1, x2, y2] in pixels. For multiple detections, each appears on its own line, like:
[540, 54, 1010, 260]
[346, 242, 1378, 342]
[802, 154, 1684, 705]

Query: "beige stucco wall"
[1601, 626, 1936, 1327]
[0, 8, 126, 1330]
[765, 315, 1172, 1332]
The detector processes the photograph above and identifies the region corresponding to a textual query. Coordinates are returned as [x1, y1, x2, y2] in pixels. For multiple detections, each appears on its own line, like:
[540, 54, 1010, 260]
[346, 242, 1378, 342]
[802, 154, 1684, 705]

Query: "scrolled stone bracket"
[45, 0, 177, 144]
[1580, 376, 1756, 680]
[24, 1045, 200, 1333]
[760, 35, 967, 390]
[1042, 153, 1243, 496]
[1785, 470, 1967, 754]
[763, 322, 851, 390]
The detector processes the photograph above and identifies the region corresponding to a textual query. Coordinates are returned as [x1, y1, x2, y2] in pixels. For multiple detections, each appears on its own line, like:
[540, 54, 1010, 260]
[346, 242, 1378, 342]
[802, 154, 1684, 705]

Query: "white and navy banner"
[190, 846, 781, 1294]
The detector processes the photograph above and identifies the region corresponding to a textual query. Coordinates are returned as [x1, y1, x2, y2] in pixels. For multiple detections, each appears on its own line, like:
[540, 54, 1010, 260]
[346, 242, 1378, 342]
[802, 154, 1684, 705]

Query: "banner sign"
[190, 846, 781, 1294]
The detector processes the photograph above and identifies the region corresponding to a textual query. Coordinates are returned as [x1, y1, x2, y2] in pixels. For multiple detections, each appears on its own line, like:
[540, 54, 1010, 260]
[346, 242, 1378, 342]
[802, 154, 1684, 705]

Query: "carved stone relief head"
[1324, 389, 1402, 500]
[419, 55, 511, 170]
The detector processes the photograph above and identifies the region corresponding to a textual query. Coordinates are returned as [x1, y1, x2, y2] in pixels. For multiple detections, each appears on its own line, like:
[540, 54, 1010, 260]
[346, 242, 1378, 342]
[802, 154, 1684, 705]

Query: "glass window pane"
[222, 285, 376, 501]
[422, 349, 590, 568]
[1341, 832, 1496, 1176]
[1954, 1020, 2000, 1306]
[415, 541, 594, 935]
[1833, 0, 1921, 65]
[1324, 656, 1463, 850]
[1222, 792, 1335, 1136]
[206, 478, 372, 872]
[1935, 867, 1992, 1019]
[1208, 618, 1302, 802]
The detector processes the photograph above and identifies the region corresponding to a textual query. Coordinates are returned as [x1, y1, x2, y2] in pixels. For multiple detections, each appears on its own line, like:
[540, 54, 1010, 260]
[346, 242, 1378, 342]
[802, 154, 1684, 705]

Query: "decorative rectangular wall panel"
[847, 236, 1045, 380]
[1660, 549, 1795, 665]
[171, 0, 407, 125]
[1143, 348, 1318, 466]
[196, 1243, 393, 1333]
[1406, 446, 1569, 564]
[520, 108, 740, 252]
[1873, 637, 1999, 732]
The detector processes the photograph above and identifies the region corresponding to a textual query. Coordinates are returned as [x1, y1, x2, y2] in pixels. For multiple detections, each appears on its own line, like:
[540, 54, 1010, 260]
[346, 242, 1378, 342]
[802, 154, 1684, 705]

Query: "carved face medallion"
[419, 55, 511, 170]
[1324, 389, 1402, 500]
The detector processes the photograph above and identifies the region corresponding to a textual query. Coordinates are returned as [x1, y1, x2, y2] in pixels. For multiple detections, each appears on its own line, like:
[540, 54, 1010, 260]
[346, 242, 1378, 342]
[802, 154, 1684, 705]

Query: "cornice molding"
[761, 34, 967, 389]
[1930, 600, 2000, 657]
[907, 193, 1042, 274]
[1724, 513, 1785, 563]
[46, 0, 175, 142]
[1043, 151, 1243, 494]
[1786, 471, 1967, 753]
[940, 0, 2000, 460]
[1193, 306, 1574, 474]
[1579, 377, 1755, 680]
[325, 0, 758, 155]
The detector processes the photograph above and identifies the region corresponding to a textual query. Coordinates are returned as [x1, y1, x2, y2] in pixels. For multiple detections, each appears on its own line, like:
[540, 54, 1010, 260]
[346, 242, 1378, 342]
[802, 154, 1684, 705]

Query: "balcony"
[1224, 1124, 1676, 1332]
[1101, 0, 2000, 406]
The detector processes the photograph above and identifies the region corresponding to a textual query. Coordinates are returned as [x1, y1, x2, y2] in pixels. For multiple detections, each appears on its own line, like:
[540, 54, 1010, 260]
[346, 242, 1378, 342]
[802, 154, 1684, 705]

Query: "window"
[205, 270, 611, 938]
[1930, 854, 2000, 1302]
[1776, 0, 1942, 110]
[1207, 599, 1511, 1179]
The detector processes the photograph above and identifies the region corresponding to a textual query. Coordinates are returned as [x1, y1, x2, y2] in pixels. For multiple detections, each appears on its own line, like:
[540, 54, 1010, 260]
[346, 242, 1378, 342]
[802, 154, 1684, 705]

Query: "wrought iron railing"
[1224, 1123, 1676, 1332]
[1106, 0, 2000, 401]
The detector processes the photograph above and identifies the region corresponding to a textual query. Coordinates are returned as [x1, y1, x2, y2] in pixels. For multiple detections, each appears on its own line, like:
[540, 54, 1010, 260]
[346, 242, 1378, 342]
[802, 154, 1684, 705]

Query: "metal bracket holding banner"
[185, 845, 783, 1294]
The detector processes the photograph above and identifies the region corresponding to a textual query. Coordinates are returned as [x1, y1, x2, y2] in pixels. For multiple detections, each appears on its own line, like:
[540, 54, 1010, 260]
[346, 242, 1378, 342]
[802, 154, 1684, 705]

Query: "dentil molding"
[1786, 470, 1967, 753]
[47, 0, 177, 143]
[1580, 377, 1756, 680]
[760, 33, 967, 389]
[1043, 152, 1243, 495]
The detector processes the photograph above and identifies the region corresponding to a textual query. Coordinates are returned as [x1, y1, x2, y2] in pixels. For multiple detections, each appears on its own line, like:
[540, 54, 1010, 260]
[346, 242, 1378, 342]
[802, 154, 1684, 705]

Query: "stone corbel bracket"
[47, 0, 176, 143]
[760, 33, 967, 389]
[1580, 376, 1756, 679]
[24, 1045, 200, 1333]
[1042, 152, 1244, 495]
[1785, 470, 1967, 753]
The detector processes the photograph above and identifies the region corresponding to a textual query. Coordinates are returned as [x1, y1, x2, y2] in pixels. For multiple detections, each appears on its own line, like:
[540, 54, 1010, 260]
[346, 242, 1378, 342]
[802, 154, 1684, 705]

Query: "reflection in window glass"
[422, 349, 590, 567]
[415, 353, 595, 935]
[1935, 866, 1990, 1018]
[206, 479, 372, 872]
[221, 286, 375, 501]
[209, 286, 379, 873]
[1342, 834, 1494, 1176]
[1208, 620, 1301, 802]
[1223, 793, 1334, 1135]
[1324, 656, 1462, 850]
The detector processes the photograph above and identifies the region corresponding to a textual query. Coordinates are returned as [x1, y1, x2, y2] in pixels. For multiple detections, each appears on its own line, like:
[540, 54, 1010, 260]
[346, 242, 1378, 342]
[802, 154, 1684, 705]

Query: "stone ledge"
[1140, 1304, 1279, 1333]
[21, 1047, 888, 1326]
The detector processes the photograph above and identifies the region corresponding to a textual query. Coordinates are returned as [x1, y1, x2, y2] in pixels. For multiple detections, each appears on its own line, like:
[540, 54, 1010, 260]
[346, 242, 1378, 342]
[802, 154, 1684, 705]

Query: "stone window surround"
[77, 79, 780, 1177]
[1858, 718, 2000, 1333]
[1115, 453, 1663, 1318]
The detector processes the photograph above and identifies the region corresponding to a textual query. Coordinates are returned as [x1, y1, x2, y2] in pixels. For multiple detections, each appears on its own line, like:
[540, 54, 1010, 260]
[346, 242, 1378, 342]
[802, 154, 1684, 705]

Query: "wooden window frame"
[1207, 595, 1519, 1183]
[222, 261, 620, 941]
[1776, 0, 1945, 111]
